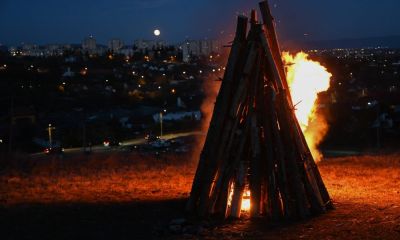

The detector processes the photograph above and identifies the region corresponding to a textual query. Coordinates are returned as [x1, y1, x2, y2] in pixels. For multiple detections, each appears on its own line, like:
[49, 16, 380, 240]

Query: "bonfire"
[186, 0, 334, 220]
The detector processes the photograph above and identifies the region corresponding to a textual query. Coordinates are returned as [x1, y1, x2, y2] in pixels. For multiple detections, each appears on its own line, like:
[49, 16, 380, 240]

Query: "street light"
[46, 124, 55, 148]
[159, 112, 163, 138]
[159, 109, 167, 138]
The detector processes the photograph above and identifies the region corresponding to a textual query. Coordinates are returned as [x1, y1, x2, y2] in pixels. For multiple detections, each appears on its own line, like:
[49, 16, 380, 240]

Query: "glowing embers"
[241, 190, 251, 212]
[227, 183, 251, 217]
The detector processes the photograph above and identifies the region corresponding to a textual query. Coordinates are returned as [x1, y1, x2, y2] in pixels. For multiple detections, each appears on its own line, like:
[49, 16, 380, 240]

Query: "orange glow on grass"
[283, 52, 332, 161]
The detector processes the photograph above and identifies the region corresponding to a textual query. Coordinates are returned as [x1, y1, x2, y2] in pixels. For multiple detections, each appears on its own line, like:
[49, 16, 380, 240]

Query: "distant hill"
[283, 35, 400, 51]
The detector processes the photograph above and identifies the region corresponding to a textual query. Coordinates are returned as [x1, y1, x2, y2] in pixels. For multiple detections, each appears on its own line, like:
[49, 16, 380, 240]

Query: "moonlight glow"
[154, 29, 161, 36]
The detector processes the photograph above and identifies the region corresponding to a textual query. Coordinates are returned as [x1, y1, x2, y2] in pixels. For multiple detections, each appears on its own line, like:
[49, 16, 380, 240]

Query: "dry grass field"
[1, 152, 399, 239]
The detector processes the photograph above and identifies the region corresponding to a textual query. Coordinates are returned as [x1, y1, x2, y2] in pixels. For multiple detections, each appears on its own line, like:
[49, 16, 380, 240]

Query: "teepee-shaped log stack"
[187, 1, 333, 220]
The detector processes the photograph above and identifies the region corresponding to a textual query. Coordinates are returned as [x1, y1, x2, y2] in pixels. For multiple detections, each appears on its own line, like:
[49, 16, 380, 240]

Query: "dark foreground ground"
[1, 152, 399, 239]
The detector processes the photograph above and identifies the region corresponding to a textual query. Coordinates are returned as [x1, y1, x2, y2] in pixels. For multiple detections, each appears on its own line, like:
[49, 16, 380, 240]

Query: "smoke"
[189, 74, 221, 165]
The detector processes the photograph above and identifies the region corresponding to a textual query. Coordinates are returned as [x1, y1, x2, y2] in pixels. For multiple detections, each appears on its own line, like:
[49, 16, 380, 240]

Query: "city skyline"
[1, 0, 400, 45]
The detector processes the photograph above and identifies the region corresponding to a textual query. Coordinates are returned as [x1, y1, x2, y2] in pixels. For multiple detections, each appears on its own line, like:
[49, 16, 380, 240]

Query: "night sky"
[1, 0, 399, 45]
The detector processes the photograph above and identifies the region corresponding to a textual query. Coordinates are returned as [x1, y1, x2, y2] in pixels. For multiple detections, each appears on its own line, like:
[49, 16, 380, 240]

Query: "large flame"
[283, 52, 332, 161]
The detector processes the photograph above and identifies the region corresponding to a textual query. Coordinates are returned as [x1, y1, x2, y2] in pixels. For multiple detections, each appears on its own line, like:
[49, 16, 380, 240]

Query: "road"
[31, 131, 204, 157]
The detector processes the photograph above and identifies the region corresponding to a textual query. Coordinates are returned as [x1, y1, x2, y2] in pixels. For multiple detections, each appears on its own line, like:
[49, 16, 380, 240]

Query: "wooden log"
[212, 130, 244, 218]
[257, 91, 276, 218]
[259, 0, 295, 107]
[259, 32, 284, 91]
[209, 46, 258, 215]
[300, 161, 326, 214]
[211, 97, 250, 217]
[275, 92, 310, 219]
[210, 101, 248, 217]
[259, 1, 287, 89]
[187, 15, 248, 215]
[204, 42, 259, 216]
[230, 160, 247, 218]
[250, 9, 258, 26]
[260, 85, 285, 219]
[229, 43, 258, 117]
[264, 85, 292, 219]
[229, 119, 251, 218]
[250, 112, 262, 217]
[260, 3, 332, 208]
[292, 117, 333, 209]
[211, 42, 262, 217]
[289, 108, 333, 210]
[304, 151, 334, 209]
[259, 14, 332, 215]
[279, 97, 326, 214]
[259, 4, 333, 210]
[247, 45, 263, 218]
[228, 118, 251, 218]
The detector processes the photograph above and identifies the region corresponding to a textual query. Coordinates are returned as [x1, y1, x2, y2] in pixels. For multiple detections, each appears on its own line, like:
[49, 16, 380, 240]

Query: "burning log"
[187, 0, 333, 221]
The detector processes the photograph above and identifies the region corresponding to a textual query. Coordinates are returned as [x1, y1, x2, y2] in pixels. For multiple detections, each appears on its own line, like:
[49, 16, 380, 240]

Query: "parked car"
[103, 139, 122, 147]
[44, 147, 65, 155]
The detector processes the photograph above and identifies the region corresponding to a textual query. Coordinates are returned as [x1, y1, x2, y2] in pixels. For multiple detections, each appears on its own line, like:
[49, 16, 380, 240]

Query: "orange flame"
[227, 183, 251, 214]
[283, 52, 332, 161]
[241, 190, 251, 212]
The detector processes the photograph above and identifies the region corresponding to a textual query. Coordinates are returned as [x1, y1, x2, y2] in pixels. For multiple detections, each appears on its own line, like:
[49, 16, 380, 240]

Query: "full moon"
[154, 29, 161, 36]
